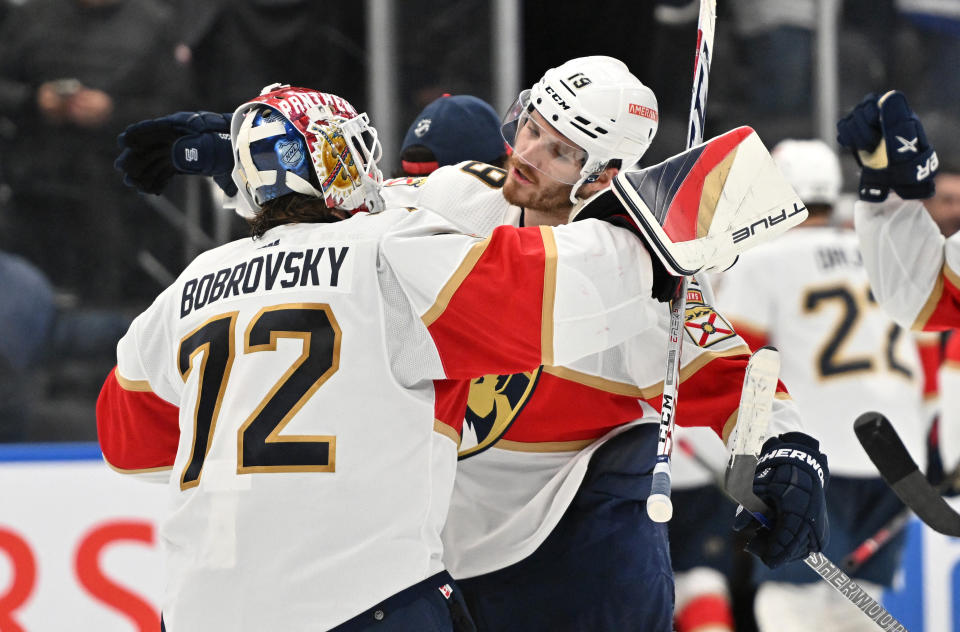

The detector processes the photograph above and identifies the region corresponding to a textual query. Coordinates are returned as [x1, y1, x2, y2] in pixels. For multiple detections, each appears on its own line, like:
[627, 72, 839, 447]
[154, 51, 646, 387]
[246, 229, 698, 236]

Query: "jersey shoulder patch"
[684, 282, 737, 348]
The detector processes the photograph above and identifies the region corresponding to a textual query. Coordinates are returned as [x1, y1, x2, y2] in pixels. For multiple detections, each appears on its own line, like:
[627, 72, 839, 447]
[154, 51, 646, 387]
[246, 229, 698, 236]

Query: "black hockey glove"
[573, 189, 683, 302]
[733, 431, 830, 569]
[836, 91, 938, 202]
[115, 111, 236, 196]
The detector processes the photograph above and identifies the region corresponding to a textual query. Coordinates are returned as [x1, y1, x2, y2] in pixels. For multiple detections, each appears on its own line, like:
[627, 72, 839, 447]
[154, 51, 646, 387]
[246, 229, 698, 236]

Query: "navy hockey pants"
[160, 570, 475, 632]
[458, 424, 674, 632]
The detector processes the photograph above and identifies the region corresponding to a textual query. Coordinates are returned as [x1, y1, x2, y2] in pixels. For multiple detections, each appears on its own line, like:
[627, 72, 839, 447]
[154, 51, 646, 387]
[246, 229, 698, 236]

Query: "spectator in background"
[924, 164, 960, 238]
[171, 0, 365, 113]
[0, 251, 56, 442]
[396, 94, 507, 177]
[0, 0, 190, 304]
[728, 0, 813, 117]
[894, 0, 960, 112]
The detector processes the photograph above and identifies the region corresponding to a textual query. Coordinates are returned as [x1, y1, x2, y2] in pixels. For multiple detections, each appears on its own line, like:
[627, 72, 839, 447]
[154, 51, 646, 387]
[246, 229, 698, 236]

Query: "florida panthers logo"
[460, 369, 541, 459]
[307, 120, 361, 204]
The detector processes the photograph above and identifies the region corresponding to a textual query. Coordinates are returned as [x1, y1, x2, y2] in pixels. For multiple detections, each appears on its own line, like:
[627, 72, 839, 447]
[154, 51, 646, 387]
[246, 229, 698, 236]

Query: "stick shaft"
[647, 0, 716, 524]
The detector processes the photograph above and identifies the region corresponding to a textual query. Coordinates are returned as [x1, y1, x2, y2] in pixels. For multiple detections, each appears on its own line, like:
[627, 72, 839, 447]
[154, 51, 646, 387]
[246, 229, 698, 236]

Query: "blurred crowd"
[0, 0, 958, 447]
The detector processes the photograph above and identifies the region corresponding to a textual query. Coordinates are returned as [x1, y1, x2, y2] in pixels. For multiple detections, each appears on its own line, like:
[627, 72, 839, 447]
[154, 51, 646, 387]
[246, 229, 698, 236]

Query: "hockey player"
[838, 91, 960, 483]
[112, 57, 831, 631]
[836, 90, 956, 331]
[714, 139, 924, 632]
[425, 58, 826, 632]
[95, 83, 675, 632]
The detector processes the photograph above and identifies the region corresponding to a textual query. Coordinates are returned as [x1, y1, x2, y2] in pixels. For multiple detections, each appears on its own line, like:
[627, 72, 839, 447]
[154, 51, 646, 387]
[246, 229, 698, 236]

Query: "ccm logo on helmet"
[731, 202, 806, 244]
[628, 103, 658, 121]
[544, 85, 571, 111]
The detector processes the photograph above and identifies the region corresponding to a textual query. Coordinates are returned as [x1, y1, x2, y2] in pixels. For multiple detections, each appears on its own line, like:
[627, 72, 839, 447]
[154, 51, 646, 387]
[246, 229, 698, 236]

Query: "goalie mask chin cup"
[502, 56, 659, 203]
[231, 83, 385, 218]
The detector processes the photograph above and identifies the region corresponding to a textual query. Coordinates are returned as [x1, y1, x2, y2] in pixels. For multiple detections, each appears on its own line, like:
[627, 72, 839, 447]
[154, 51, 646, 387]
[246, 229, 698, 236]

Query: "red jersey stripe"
[433, 379, 469, 441]
[920, 264, 960, 331]
[96, 368, 179, 472]
[427, 226, 552, 378]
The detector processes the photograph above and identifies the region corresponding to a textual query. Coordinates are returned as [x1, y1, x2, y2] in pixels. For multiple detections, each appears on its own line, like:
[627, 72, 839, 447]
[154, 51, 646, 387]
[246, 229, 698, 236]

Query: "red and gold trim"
[918, 263, 960, 331]
[96, 367, 179, 473]
[425, 226, 553, 378]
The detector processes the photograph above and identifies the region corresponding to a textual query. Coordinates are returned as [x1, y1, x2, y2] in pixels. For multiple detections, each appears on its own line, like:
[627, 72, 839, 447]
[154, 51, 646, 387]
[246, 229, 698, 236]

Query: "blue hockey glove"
[836, 91, 938, 202]
[733, 431, 830, 569]
[115, 111, 236, 196]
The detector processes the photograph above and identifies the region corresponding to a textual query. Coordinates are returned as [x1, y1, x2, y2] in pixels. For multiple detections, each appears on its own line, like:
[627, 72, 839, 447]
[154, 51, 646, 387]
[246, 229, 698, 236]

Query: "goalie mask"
[231, 83, 385, 218]
[501, 56, 659, 202]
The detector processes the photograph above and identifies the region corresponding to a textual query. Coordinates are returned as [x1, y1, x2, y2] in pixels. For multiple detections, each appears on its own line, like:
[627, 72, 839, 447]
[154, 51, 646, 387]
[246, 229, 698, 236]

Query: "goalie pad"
[611, 126, 808, 276]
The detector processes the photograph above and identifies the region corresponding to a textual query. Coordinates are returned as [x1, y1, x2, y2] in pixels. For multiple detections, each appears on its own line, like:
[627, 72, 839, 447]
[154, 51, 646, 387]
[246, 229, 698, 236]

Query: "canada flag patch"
[439, 584, 453, 599]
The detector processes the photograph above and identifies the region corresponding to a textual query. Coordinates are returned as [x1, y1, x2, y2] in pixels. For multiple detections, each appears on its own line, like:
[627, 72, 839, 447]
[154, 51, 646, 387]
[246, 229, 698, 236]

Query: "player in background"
[837, 91, 960, 474]
[836, 90, 953, 331]
[714, 138, 925, 632]
[96, 83, 675, 632]
[112, 57, 832, 631]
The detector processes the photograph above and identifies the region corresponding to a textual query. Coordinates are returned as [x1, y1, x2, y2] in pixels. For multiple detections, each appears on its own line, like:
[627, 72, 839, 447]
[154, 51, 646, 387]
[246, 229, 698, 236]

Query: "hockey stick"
[842, 463, 960, 572]
[647, 0, 717, 523]
[724, 352, 907, 631]
[841, 510, 912, 574]
[855, 411, 960, 537]
[723, 346, 780, 516]
[679, 432, 910, 630]
[843, 466, 960, 573]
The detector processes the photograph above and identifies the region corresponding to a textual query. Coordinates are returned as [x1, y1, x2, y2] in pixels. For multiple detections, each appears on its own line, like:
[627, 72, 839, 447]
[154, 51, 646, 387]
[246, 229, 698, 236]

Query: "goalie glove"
[836, 91, 939, 202]
[115, 111, 236, 196]
[733, 431, 830, 569]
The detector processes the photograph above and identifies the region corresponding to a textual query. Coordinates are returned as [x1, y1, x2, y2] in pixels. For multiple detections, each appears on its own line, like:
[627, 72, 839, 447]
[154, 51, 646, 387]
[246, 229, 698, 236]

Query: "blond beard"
[502, 155, 575, 219]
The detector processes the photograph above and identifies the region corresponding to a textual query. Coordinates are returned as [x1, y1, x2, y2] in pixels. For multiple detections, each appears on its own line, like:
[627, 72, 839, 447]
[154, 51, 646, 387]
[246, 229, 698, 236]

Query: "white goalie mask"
[230, 83, 385, 219]
[502, 56, 659, 202]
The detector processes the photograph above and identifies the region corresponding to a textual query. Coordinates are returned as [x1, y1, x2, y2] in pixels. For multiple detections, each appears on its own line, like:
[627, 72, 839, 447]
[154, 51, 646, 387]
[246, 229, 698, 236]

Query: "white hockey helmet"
[771, 139, 842, 206]
[502, 56, 659, 202]
[230, 83, 385, 219]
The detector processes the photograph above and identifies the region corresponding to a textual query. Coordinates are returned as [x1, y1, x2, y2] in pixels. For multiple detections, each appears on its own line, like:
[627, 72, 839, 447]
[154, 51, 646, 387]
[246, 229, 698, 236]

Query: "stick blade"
[724, 346, 780, 514]
[855, 411, 960, 537]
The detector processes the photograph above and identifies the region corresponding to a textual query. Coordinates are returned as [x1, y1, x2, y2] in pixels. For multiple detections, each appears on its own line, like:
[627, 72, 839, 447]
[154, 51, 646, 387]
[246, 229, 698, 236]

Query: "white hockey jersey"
[855, 195, 960, 331]
[96, 206, 661, 630]
[715, 225, 925, 476]
[383, 162, 807, 579]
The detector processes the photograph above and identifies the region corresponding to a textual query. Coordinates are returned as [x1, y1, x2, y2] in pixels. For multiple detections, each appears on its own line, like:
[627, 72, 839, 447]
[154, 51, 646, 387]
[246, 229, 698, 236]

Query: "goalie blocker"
[581, 126, 808, 276]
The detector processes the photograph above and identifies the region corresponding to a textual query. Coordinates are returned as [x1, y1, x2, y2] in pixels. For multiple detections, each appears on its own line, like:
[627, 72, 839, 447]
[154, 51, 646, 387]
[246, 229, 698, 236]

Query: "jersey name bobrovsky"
[179, 246, 350, 318]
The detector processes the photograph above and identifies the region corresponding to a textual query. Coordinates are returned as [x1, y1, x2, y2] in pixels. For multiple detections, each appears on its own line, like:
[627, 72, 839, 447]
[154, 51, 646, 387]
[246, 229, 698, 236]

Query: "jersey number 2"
[804, 284, 913, 379]
[177, 303, 340, 490]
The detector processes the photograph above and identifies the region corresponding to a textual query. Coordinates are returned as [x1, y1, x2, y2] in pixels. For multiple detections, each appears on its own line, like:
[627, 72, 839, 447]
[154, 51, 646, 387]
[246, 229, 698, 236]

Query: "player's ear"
[578, 166, 619, 198]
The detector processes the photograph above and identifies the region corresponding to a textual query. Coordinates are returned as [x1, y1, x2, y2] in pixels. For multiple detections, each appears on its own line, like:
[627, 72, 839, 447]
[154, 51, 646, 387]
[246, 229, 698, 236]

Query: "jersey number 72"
[177, 303, 340, 490]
